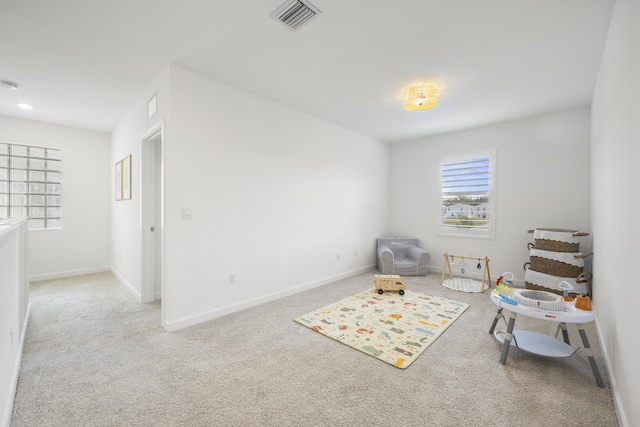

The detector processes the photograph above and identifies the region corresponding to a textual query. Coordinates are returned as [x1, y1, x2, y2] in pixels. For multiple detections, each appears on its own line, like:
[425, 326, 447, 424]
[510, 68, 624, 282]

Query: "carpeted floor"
[11, 271, 619, 426]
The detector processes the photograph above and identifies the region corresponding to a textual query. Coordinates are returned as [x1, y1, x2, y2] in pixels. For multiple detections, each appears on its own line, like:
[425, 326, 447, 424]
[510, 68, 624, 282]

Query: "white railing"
[0, 217, 29, 427]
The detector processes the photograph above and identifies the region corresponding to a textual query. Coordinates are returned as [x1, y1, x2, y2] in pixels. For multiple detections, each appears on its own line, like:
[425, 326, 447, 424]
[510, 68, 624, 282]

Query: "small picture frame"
[122, 154, 132, 200]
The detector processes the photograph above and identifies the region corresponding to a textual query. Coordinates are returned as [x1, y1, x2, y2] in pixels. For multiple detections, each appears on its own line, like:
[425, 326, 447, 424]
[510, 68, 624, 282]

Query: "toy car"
[374, 274, 406, 295]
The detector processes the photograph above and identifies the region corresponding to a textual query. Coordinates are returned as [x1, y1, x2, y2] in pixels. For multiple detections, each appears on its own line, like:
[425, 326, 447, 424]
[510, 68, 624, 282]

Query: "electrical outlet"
[354, 250, 358, 257]
[230, 273, 237, 284]
[9, 327, 14, 345]
[336, 253, 341, 261]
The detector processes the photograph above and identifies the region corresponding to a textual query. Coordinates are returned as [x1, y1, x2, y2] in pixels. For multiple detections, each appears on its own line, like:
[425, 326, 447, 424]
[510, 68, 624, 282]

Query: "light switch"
[182, 207, 192, 220]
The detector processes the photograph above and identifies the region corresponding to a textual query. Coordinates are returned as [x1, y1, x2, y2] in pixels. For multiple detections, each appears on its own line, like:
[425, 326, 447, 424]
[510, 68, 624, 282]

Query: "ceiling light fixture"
[404, 84, 440, 111]
[1, 80, 19, 90]
[17, 103, 34, 110]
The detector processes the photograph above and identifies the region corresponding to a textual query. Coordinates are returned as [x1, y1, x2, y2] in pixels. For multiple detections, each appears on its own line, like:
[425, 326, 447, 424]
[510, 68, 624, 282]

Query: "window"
[438, 150, 495, 239]
[0, 142, 62, 230]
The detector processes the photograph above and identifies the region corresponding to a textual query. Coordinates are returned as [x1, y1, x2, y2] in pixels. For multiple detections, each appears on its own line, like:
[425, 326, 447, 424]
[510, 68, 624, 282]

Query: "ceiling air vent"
[271, 0, 321, 32]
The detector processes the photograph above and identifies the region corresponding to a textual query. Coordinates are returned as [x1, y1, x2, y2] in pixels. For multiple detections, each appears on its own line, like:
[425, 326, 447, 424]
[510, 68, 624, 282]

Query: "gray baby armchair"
[377, 237, 430, 276]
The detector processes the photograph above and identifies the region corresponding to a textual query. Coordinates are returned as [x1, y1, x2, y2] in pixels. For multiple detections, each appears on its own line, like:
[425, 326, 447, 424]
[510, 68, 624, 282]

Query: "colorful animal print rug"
[294, 289, 469, 369]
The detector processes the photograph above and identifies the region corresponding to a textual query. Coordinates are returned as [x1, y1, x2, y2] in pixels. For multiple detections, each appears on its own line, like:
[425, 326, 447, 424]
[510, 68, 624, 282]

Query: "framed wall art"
[122, 154, 132, 200]
[115, 154, 132, 201]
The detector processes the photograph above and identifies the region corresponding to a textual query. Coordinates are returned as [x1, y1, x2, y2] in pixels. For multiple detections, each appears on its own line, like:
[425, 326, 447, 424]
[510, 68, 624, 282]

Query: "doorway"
[141, 124, 163, 304]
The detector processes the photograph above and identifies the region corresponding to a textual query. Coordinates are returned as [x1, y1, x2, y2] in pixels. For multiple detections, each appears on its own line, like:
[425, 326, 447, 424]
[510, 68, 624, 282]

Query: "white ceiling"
[0, 0, 615, 143]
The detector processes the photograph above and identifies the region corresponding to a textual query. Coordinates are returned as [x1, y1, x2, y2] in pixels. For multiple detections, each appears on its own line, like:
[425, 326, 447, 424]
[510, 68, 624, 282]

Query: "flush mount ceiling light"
[404, 84, 440, 111]
[1, 80, 19, 90]
[17, 103, 34, 110]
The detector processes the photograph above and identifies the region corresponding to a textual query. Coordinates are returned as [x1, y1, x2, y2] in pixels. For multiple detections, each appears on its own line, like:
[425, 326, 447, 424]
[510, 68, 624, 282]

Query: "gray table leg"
[489, 307, 503, 334]
[560, 322, 570, 345]
[500, 312, 517, 365]
[577, 323, 605, 388]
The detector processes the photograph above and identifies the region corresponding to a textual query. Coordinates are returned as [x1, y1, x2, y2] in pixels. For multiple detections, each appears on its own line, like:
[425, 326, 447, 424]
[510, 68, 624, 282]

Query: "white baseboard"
[594, 319, 628, 427]
[29, 266, 110, 282]
[162, 265, 376, 332]
[1, 303, 30, 427]
[110, 268, 142, 303]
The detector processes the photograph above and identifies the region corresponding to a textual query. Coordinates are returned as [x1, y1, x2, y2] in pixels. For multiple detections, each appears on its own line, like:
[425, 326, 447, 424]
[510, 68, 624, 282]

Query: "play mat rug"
[294, 289, 469, 369]
[442, 277, 485, 293]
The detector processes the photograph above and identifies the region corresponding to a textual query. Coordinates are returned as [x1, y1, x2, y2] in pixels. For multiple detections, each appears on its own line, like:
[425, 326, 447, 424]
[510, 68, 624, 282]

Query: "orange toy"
[575, 295, 592, 311]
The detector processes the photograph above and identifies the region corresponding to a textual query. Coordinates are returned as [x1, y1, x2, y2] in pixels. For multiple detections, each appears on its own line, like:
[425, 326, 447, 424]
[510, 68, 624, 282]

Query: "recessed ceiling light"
[1, 80, 18, 90]
[17, 103, 34, 110]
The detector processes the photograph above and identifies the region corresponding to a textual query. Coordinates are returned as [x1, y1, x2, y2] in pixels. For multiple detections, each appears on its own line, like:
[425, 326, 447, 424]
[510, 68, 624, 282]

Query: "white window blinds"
[438, 150, 495, 238]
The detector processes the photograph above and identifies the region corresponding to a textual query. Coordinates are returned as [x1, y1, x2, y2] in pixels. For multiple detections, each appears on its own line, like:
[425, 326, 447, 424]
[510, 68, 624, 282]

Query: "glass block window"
[0, 142, 62, 229]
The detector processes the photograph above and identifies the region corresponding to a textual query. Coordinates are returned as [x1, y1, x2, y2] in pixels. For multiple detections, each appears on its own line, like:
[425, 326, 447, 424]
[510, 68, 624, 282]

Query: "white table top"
[490, 291, 595, 323]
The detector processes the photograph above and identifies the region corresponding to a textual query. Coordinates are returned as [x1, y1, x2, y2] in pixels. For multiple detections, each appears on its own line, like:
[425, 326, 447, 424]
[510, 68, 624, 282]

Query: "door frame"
[140, 122, 163, 304]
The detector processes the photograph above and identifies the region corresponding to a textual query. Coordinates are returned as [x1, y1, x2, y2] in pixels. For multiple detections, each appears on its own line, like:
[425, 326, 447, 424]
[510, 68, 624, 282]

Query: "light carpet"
[11, 271, 619, 426]
[294, 288, 469, 369]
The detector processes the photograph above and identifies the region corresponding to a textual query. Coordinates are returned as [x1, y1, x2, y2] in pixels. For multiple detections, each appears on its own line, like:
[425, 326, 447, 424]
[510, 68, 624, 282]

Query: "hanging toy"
[459, 256, 466, 274]
[477, 258, 482, 270]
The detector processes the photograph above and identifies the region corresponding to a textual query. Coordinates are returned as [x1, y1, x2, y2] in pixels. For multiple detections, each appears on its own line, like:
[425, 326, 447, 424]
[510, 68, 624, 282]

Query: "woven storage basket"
[523, 268, 592, 297]
[529, 256, 583, 277]
[527, 228, 589, 253]
[533, 240, 579, 252]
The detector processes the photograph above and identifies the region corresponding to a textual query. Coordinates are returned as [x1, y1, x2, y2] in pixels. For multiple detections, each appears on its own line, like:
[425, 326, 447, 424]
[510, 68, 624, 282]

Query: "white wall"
[163, 66, 388, 328]
[0, 116, 111, 280]
[110, 67, 170, 300]
[389, 108, 592, 283]
[591, 0, 639, 425]
[112, 64, 389, 329]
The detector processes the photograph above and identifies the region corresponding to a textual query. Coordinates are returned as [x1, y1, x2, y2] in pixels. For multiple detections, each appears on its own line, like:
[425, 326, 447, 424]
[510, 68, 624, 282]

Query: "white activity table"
[488, 292, 604, 388]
